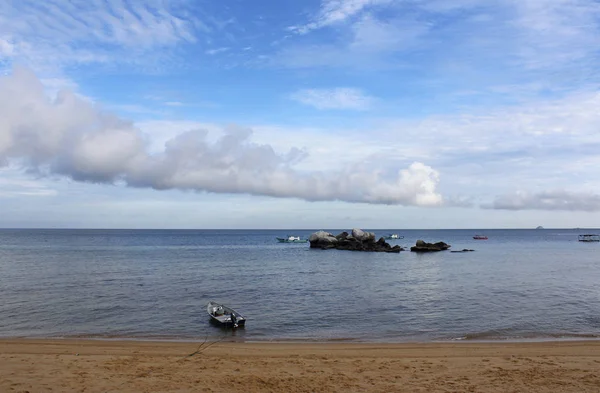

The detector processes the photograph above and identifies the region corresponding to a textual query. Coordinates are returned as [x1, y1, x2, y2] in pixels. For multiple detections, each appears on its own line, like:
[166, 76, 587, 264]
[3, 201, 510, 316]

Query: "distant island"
[536, 226, 544, 229]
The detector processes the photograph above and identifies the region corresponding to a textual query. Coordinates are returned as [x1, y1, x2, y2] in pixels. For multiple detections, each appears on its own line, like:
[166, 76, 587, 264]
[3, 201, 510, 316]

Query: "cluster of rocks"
[308, 229, 464, 254]
[309, 229, 403, 253]
[410, 240, 451, 252]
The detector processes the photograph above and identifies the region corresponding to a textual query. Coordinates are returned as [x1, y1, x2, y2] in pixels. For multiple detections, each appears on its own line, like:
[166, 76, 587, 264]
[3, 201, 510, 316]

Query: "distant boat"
[578, 234, 600, 242]
[206, 301, 246, 328]
[536, 226, 544, 230]
[473, 235, 488, 240]
[276, 235, 308, 243]
[384, 234, 404, 240]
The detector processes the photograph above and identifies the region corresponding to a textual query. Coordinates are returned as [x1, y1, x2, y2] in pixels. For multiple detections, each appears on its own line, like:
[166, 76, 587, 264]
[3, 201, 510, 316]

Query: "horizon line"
[0, 227, 597, 231]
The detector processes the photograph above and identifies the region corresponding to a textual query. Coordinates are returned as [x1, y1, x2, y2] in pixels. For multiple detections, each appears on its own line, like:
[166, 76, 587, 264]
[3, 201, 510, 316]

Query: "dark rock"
[335, 231, 349, 240]
[352, 228, 376, 242]
[309, 228, 404, 252]
[410, 239, 451, 252]
[450, 249, 475, 253]
[388, 245, 403, 253]
[309, 231, 338, 249]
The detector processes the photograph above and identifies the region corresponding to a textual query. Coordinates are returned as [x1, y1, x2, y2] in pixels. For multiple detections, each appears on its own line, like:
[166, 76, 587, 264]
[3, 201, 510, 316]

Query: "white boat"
[384, 234, 403, 240]
[276, 235, 308, 243]
[206, 301, 246, 328]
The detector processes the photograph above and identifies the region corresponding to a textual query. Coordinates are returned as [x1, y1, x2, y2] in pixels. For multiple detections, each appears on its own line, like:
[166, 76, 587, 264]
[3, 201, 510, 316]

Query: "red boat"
[473, 235, 488, 240]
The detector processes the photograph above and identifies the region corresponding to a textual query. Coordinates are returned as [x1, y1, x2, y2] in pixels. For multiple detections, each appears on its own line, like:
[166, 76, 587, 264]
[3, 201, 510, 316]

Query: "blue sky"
[1, 0, 600, 228]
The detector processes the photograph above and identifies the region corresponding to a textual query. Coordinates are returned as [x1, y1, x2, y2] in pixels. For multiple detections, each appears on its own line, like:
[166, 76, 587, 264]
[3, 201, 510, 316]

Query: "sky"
[0, 0, 600, 229]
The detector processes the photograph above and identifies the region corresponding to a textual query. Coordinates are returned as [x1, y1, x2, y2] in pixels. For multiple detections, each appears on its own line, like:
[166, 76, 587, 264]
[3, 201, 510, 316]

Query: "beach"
[1, 339, 600, 392]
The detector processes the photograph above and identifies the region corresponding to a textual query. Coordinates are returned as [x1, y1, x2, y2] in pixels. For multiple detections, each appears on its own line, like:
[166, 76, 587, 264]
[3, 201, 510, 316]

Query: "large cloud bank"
[0, 68, 443, 206]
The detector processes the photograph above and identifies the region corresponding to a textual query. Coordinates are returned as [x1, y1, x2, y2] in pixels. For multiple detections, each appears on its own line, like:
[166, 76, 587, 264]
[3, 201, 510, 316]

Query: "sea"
[1, 228, 599, 343]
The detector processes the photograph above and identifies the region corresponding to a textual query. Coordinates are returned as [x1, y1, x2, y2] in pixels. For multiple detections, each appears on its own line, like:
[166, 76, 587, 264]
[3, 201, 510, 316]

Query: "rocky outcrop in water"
[410, 239, 451, 252]
[309, 228, 403, 253]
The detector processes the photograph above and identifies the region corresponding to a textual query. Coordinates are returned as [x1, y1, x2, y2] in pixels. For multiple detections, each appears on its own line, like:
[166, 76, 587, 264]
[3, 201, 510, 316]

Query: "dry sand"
[1, 339, 600, 392]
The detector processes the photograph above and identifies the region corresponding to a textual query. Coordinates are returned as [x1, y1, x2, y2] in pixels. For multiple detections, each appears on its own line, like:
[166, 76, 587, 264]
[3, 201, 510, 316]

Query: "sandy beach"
[1, 339, 599, 392]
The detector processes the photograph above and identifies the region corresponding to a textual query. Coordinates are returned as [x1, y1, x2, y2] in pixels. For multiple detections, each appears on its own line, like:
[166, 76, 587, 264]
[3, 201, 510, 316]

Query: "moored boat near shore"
[206, 301, 246, 328]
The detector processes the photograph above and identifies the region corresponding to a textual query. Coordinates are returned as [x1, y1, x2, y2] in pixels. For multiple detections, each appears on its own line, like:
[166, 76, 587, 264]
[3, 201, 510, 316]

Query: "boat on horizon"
[578, 234, 599, 242]
[276, 235, 308, 243]
[206, 301, 246, 328]
[473, 235, 488, 240]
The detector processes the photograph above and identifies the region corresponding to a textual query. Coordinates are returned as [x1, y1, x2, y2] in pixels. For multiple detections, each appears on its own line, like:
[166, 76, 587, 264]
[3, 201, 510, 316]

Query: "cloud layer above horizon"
[0, 68, 443, 206]
[1, 0, 600, 228]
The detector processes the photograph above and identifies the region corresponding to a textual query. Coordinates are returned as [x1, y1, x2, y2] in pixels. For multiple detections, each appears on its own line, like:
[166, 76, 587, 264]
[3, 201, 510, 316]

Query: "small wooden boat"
[578, 234, 600, 242]
[473, 235, 488, 240]
[276, 235, 308, 243]
[206, 301, 246, 328]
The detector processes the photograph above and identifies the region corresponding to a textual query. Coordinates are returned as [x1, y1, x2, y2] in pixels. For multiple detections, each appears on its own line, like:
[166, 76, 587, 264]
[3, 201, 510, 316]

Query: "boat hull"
[578, 234, 600, 242]
[206, 301, 246, 327]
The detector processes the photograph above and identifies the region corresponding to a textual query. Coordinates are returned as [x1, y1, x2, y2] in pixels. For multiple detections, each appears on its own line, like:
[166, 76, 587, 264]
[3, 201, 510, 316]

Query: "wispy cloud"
[164, 101, 184, 107]
[276, 0, 600, 97]
[110, 103, 166, 116]
[486, 190, 600, 211]
[0, 0, 204, 71]
[290, 0, 392, 34]
[0, 0, 199, 47]
[0, 177, 58, 198]
[205, 47, 230, 55]
[512, 0, 600, 70]
[290, 88, 374, 110]
[277, 12, 428, 69]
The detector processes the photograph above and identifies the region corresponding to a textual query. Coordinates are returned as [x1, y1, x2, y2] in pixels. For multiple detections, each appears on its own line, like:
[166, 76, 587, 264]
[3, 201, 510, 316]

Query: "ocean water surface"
[1, 229, 599, 342]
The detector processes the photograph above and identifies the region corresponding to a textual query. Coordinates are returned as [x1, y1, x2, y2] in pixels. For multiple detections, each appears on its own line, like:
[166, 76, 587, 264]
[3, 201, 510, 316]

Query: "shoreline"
[2, 338, 600, 392]
[2, 334, 600, 344]
[3, 336, 600, 348]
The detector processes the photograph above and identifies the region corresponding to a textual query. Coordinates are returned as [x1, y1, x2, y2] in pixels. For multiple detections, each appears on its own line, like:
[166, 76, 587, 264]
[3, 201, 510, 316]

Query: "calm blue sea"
[1, 229, 599, 342]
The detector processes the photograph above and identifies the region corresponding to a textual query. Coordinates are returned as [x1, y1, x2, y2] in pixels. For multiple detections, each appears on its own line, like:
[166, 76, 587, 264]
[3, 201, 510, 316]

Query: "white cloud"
[290, 0, 392, 34]
[0, 68, 443, 207]
[487, 190, 600, 211]
[290, 88, 374, 110]
[136, 87, 600, 210]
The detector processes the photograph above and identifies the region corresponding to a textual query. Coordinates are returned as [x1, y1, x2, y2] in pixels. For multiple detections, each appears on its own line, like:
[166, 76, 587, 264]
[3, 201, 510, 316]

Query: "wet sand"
[1, 339, 600, 392]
